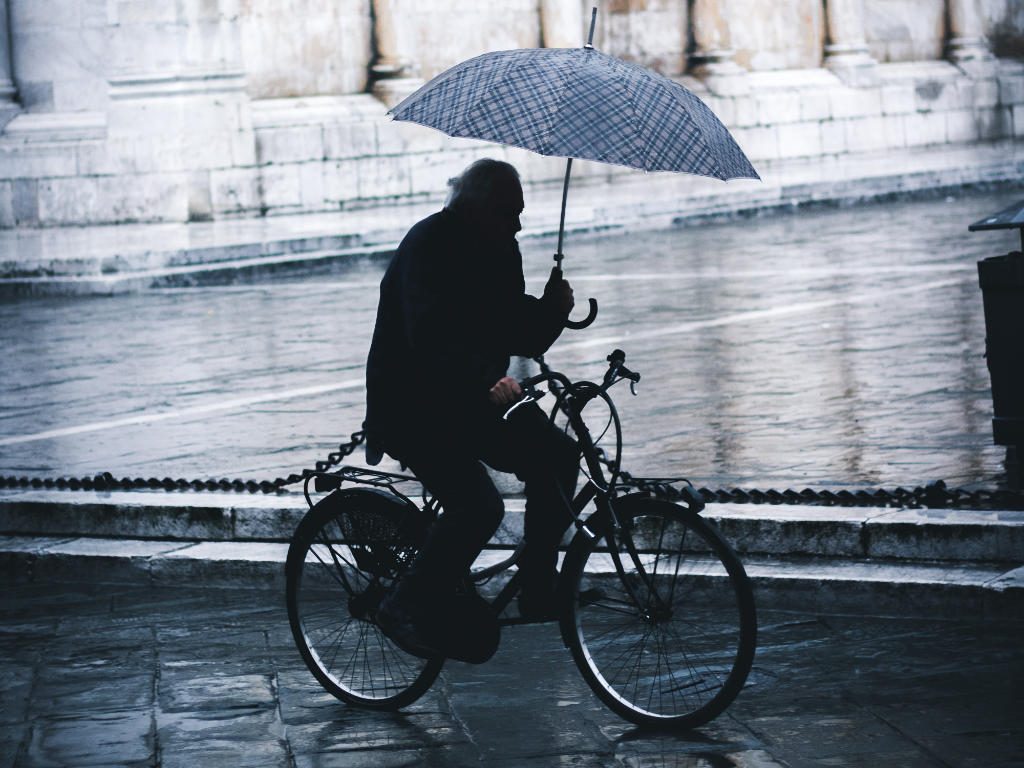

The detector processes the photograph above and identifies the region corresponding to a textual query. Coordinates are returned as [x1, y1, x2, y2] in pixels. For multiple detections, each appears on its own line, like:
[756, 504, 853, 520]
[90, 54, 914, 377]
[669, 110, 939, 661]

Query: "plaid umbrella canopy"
[389, 13, 758, 328]
[390, 47, 758, 179]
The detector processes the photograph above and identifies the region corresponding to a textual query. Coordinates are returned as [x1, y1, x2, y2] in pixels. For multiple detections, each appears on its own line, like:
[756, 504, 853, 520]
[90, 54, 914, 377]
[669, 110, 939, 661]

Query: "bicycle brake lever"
[630, 379, 638, 396]
[502, 391, 546, 421]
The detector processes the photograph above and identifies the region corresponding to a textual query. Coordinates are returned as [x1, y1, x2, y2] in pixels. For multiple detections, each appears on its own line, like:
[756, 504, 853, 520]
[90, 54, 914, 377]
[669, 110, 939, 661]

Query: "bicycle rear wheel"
[286, 488, 443, 710]
[563, 496, 756, 730]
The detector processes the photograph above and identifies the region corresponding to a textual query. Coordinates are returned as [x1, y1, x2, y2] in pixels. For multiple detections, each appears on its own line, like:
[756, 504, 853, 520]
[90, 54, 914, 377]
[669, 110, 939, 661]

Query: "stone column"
[947, 0, 994, 73]
[370, 0, 423, 108]
[0, 0, 14, 101]
[0, 0, 17, 128]
[106, 0, 256, 222]
[540, 0, 584, 49]
[689, 0, 749, 95]
[823, 0, 878, 86]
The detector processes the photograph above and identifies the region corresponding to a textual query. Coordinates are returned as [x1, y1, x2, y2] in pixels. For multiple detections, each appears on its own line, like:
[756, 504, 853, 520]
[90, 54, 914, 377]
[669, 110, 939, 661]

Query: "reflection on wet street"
[2, 584, 1021, 767]
[0, 189, 1019, 489]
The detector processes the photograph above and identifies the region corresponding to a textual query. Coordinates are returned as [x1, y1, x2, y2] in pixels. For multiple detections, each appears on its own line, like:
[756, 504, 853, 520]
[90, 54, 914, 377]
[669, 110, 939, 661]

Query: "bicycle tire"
[561, 496, 756, 729]
[286, 487, 444, 710]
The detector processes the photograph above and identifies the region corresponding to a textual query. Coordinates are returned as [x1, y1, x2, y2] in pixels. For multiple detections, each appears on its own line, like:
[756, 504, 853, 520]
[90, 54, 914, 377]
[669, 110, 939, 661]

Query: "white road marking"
[0, 379, 365, 447]
[557, 276, 968, 353]
[0, 275, 968, 446]
[528, 263, 973, 283]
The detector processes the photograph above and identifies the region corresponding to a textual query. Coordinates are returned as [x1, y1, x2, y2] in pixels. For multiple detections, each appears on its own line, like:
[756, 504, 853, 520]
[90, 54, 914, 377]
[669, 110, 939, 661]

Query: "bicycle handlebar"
[604, 348, 640, 388]
[503, 349, 641, 421]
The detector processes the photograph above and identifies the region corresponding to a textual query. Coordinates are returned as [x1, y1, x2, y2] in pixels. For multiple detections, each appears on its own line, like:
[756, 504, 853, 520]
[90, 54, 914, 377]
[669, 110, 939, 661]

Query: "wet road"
[2, 584, 1021, 767]
[0, 189, 1020, 489]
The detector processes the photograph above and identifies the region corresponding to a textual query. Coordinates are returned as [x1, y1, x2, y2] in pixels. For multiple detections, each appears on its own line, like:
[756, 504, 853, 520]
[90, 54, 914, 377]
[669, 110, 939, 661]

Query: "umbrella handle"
[565, 298, 598, 330]
[552, 265, 598, 330]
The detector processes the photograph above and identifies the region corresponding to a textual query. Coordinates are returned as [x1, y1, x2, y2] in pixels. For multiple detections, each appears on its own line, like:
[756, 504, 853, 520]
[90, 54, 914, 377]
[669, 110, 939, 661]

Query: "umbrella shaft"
[556, 157, 573, 267]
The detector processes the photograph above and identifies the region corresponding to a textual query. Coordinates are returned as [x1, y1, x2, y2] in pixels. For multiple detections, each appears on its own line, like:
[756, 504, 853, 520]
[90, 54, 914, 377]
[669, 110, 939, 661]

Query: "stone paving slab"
[1, 584, 1021, 767]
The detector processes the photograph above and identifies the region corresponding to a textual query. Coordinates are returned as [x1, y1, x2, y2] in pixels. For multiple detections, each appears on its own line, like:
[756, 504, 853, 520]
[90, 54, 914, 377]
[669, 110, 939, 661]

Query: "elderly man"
[365, 158, 578, 660]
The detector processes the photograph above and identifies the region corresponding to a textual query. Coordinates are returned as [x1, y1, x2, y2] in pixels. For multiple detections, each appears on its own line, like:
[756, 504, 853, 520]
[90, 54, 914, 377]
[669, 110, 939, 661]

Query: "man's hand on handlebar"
[488, 376, 523, 407]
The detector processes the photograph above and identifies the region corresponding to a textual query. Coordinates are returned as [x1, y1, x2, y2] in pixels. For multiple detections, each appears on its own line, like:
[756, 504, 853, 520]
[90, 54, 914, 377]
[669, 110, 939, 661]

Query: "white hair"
[445, 158, 520, 211]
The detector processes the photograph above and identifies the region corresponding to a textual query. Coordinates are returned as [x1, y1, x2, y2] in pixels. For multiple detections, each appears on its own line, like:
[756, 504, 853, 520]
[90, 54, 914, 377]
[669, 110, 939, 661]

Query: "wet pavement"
[1, 188, 1022, 490]
[0, 583, 1021, 767]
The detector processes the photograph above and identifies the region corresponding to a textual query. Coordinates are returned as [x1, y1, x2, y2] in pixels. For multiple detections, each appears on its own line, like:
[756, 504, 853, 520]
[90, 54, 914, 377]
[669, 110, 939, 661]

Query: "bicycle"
[286, 349, 757, 730]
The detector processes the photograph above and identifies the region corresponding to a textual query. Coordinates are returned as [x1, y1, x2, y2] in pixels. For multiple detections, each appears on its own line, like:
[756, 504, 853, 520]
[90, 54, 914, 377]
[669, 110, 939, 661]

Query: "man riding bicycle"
[365, 158, 579, 660]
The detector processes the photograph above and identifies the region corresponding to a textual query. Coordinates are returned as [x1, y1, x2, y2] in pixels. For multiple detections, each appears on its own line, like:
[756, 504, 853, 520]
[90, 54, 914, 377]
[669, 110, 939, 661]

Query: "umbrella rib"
[536, 50, 581, 158]
[614, 59, 656, 170]
[680, 90, 728, 180]
[446, 51, 520, 140]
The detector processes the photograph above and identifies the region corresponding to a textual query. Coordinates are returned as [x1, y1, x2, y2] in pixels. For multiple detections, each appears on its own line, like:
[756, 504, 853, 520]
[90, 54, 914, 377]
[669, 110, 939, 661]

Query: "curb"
[2, 489, 1022, 562]
[2, 488, 1021, 619]
[2, 535, 1020, 621]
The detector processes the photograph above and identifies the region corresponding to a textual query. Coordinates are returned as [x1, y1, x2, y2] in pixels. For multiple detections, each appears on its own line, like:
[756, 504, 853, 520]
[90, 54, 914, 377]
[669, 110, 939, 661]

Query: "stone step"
[1, 488, 1021, 563]
[1, 534, 1019, 620]
[2, 139, 1022, 295]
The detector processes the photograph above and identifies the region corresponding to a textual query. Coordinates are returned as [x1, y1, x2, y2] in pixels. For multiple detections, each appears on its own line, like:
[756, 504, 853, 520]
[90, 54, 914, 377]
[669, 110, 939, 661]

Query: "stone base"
[0, 104, 18, 132]
[825, 52, 880, 87]
[371, 77, 427, 110]
[691, 57, 751, 96]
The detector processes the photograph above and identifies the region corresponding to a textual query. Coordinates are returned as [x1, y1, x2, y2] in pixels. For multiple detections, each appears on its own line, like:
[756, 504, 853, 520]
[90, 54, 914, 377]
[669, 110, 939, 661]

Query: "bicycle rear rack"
[313, 466, 419, 492]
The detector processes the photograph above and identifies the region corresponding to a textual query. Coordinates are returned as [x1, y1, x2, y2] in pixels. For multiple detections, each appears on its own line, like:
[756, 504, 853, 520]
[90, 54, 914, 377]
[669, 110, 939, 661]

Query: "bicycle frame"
[304, 353, 698, 628]
[288, 350, 753, 727]
[481, 363, 686, 626]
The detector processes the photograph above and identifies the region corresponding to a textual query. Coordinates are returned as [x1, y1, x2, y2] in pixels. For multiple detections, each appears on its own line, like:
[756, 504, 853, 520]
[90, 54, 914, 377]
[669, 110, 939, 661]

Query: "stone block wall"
[381, 0, 542, 81]
[209, 59, 1024, 223]
[596, 0, 688, 75]
[0, 0, 1022, 228]
[866, 0, 947, 62]
[239, 0, 371, 98]
[731, 0, 827, 71]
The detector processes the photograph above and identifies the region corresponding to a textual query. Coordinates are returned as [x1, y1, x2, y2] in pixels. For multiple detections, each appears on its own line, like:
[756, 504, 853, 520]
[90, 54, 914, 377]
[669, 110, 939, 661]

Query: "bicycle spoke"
[569, 501, 754, 726]
[583, 599, 639, 618]
[288, 490, 443, 709]
[666, 526, 690, 607]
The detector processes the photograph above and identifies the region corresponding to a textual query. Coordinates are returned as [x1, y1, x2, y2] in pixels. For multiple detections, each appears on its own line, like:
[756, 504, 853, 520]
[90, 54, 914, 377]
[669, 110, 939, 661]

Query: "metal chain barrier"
[0, 430, 366, 495]
[596, 445, 1024, 509]
[613, 472, 1024, 510]
[0, 428, 1020, 509]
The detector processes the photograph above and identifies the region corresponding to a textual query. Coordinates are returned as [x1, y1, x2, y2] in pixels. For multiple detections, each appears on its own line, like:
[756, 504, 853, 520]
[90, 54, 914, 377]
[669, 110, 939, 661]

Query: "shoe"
[376, 592, 441, 660]
[435, 590, 500, 664]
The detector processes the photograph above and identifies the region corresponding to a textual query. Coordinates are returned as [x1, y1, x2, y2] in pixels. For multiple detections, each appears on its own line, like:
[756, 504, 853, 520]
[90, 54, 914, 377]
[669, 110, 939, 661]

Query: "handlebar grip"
[604, 348, 640, 385]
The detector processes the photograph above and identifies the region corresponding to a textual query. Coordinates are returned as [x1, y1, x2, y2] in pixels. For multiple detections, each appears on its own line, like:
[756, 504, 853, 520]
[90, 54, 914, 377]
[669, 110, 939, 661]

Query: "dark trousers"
[388, 403, 579, 594]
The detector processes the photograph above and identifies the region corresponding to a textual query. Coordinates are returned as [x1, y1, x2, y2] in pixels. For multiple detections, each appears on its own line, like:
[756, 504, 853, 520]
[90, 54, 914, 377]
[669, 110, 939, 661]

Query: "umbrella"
[389, 8, 759, 328]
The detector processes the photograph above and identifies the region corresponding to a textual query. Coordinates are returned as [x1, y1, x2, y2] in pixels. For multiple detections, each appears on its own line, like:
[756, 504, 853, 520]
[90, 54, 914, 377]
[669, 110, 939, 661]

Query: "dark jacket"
[365, 207, 565, 451]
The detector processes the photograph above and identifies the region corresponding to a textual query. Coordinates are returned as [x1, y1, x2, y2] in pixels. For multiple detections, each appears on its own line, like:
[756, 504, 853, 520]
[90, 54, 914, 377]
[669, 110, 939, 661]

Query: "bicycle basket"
[325, 488, 433, 580]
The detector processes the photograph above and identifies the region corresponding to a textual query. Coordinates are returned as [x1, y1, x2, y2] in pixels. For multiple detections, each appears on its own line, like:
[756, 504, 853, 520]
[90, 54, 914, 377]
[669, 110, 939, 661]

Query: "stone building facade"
[0, 0, 1021, 228]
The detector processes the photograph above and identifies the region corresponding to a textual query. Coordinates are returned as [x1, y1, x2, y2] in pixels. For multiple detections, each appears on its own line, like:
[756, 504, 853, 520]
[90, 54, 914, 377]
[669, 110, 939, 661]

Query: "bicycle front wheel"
[286, 488, 443, 710]
[563, 496, 756, 730]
